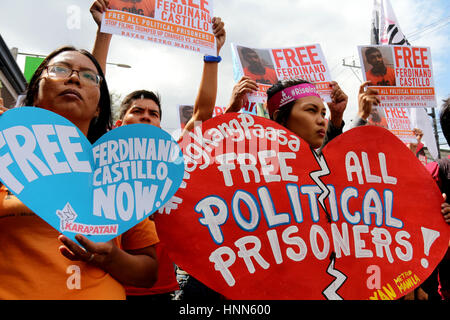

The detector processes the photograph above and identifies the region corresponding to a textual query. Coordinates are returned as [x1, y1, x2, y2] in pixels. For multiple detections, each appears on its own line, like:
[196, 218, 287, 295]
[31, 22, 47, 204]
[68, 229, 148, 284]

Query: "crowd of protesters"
[0, 0, 448, 300]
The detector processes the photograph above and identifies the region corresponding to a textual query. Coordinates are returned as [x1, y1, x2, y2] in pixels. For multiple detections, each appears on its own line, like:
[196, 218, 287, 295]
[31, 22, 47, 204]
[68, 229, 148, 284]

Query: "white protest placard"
[358, 45, 437, 143]
[231, 43, 333, 105]
[177, 102, 268, 129]
[177, 104, 226, 130]
[101, 0, 216, 55]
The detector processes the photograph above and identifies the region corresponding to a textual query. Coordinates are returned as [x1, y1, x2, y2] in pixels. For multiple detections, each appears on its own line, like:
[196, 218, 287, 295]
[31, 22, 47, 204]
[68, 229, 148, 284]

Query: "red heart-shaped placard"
[155, 113, 449, 300]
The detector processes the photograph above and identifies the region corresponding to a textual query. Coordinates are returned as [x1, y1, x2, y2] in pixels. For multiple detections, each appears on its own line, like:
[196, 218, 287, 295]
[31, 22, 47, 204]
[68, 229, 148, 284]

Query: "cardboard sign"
[358, 45, 437, 143]
[231, 43, 333, 105]
[177, 104, 268, 130]
[155, 113, 449, 300]
[101, 0, 217, 55]
[177, 104, 227, 130]
[0, 107, 184, 242]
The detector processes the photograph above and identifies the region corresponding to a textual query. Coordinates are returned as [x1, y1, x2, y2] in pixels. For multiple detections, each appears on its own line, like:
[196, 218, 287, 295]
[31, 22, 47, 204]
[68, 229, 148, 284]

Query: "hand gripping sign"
[155, 113, 449, 300]
[0, 107, 184, 243]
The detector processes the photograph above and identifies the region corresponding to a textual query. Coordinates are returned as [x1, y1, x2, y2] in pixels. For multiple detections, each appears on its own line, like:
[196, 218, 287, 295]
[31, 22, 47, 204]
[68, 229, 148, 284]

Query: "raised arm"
[182, 17, 226, 135]
[90, 0, 112, 74]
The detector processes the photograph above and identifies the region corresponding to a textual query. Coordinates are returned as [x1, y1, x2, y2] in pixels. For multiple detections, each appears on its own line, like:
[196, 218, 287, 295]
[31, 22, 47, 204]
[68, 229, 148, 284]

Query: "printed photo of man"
[363, 46, 396, 86]
[238, 46, 278, 85]
[178, 105, 193, 129]
[109, 0, 155, 18]
[368, 106, 388, 128]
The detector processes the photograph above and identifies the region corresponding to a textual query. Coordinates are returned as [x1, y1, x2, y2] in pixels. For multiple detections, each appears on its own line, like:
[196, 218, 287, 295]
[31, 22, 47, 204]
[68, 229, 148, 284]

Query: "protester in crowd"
[225, 76, 349, 148]
[364, 47, 396, 86]
[239, 47, 278, 85]
[112, 90, 179, 301]
[90, 0, 226, 300]
[267, 79, 348, 149]
[0, 46, 159, 299]
[425, 96, 450, 300]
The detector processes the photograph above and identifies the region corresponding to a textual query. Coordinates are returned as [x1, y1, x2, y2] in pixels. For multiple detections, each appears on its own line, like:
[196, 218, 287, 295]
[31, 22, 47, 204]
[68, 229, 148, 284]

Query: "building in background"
[0, 34, 26, 109]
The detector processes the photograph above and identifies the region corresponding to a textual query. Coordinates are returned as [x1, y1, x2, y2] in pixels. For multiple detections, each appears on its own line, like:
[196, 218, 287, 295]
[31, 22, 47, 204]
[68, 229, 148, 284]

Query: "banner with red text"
[366, 105, 416, 143]
[155, 113, 449, 299]
[358, 45, 436, 143]
[177, 104, 226, 129]
[231, 43, 333, 105]
[177, 102, 269, 129]
[101, 0, 216, 55]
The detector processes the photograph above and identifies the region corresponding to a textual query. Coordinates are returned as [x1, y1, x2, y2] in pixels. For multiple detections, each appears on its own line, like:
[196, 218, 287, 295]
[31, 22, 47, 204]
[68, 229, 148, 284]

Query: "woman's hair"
[118, 90, 162, 120]
[267, 78, 312, 126]
[23, 45, 112, 143]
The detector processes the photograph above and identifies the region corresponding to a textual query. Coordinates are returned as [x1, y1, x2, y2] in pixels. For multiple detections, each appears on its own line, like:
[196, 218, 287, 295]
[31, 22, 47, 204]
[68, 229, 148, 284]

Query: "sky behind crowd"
[0, 0, 448, 142]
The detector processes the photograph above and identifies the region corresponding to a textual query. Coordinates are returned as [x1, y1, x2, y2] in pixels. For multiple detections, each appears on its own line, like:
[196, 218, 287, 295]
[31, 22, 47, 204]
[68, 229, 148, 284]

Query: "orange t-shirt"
[244, 66, 278, 85]
[0, 185, 159, 300]
[366, 67, 396, 86]
[125, 242, 179, 296]
[109, 0, 155, 18]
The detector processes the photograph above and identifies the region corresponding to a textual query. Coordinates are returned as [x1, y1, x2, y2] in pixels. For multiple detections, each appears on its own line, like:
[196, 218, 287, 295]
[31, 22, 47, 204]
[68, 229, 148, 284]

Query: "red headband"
[267, 83, 321, 117]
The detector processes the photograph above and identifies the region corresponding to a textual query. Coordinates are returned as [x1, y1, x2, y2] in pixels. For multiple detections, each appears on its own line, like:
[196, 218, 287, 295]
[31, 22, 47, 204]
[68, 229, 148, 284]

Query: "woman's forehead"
[48, 51, 97, 71]
[294, 95, 325, 109]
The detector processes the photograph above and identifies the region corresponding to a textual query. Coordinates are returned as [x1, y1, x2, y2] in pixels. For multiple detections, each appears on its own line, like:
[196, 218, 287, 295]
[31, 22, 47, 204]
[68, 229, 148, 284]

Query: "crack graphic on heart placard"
[310, 149, 331, 222]
[322, 252, 348, 300]
[310, 148, 348, 300]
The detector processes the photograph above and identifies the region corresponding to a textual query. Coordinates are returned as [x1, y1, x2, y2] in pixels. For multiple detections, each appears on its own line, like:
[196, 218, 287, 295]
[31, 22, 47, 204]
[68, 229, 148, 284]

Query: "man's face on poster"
[182, 106, 193, 121]
[370, 107, 382, 122]
[367, 49, 385, 70]
[245, 50, 263, 68]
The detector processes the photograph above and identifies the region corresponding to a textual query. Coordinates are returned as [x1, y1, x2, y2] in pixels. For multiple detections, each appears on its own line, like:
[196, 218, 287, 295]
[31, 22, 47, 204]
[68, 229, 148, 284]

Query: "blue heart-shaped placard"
[0, 107, 184, 242]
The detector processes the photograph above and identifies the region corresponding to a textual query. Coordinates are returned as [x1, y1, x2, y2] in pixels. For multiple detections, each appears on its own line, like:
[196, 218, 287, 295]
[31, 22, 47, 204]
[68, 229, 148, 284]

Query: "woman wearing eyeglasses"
[0, 46, 159, 299]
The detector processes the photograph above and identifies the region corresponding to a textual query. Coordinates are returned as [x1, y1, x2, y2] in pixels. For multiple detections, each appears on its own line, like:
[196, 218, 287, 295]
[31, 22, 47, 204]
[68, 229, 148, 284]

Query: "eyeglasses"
[45, 65, 102, 86]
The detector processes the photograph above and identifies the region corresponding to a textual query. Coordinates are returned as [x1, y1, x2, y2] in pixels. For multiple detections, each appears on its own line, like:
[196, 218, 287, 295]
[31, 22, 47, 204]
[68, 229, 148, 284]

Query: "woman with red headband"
[267, 79, 348, 149]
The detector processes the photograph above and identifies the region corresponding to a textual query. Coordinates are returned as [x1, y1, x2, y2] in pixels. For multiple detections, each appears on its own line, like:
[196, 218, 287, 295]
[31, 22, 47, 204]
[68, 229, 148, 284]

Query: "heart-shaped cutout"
[0, 107, 184, 243]
[155, 113, 449, 300]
